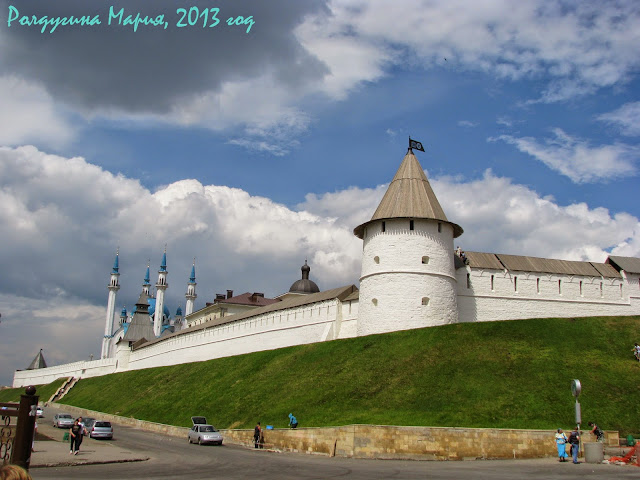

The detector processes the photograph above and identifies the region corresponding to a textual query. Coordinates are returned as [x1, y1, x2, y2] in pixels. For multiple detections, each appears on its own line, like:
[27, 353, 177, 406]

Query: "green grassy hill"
[0, 378, 66, 404]
[14, 316, 640, 435]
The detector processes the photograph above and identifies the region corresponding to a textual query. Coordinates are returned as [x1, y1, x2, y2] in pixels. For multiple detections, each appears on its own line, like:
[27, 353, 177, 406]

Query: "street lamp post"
[572, 379, 582, 458]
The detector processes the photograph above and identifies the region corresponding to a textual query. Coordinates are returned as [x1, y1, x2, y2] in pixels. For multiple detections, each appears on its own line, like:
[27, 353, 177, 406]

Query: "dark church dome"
[289, 260, 320, 294]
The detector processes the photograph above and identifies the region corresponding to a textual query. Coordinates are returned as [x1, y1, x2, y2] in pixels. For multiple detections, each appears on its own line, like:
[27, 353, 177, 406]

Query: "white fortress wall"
[121, 298, 344, 372]
[456, 266, 640, 323]
[337, 297, 359, 339]
[13, 357, 117, 388]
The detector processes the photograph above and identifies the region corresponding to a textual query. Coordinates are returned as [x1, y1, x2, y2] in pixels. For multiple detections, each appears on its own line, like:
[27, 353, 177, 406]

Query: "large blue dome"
[147, 298, 171, 320]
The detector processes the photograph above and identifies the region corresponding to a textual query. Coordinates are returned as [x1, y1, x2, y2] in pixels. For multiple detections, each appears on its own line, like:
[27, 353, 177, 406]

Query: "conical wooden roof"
[26, 349, 47, 370]
[354, 149, 463, 238]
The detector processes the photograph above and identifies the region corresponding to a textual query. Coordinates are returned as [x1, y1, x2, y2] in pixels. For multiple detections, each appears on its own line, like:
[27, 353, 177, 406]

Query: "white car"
[53, 413, 74, 428]
[36, 406, 44, 417]
[188, 416, 223, 446]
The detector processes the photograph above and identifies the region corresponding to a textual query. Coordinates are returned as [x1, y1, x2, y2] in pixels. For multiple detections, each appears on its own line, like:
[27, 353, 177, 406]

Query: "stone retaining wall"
[56, 404, 619, 460]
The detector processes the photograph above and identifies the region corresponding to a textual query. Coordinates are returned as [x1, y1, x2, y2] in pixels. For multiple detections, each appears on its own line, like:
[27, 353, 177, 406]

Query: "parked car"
[188, 416, 223, 446]
[83, 417, 96, 431]
[36, 406, 44, 417]
[52, 413, 74, 428]
[89, 420, 113, 439]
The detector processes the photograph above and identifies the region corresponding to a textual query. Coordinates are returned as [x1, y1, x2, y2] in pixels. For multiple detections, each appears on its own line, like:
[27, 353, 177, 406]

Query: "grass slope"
[58, 316, 639, 434]
[0, 378, 67, 404]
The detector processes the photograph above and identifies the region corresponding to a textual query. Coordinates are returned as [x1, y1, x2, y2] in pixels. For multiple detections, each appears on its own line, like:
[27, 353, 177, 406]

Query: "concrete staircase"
[47, 377, 77, 403]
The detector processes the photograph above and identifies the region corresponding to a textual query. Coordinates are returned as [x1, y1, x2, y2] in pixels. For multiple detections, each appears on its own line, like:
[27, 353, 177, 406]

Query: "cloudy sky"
[1, 0, 639, 387]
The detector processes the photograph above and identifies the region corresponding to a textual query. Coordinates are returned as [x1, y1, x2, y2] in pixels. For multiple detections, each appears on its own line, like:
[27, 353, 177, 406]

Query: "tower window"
[374, 256, 380, 264]
[558, 279, 562, 295]
[381, 222, 385, 233]
[514, 277, 518, 292]
[409, 220, 414, 230]
[421, 297, 430, 306]
[600, 281, 603, 298]
[536, 278, 540, 294]
[491, 275, 494, 291]
[422, 256, 429, 264]
[579, 281, 583, 296]
[620, 284, 623, 298]
[438, 222, 442, 233]
[466, 273, 471, 289]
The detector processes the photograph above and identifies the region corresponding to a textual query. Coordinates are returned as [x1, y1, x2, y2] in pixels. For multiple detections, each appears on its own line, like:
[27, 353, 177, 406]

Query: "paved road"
[29, 409, 639, 480]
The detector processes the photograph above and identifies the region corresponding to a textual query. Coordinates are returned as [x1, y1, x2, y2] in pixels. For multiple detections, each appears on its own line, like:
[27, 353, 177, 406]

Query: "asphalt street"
[28, 408, 639, 480]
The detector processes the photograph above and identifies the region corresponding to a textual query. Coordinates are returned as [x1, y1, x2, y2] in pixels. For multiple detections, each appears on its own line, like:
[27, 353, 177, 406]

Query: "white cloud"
[299, 0, 640, 103]
[0, 75, 74, 148]
[598, 102, 640, 137]
[458, 120, 477, 128]
[1, 146, 638, 385]
[491, 129, 638, 183]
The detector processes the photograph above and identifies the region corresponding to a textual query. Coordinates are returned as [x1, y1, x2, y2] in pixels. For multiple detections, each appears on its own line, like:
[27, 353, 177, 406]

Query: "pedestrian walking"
[76, 417, 87, 452]
[253, 422, 261, 449]
[69, 419, 82, 455]
[555, 428, 569, 462]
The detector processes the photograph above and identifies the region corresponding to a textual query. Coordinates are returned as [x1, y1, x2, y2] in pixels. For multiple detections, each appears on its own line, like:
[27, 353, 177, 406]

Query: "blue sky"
[0, 0, 639, 386]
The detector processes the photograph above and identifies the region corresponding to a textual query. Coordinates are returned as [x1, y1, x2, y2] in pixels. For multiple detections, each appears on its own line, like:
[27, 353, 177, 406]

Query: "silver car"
[89, 420, 113, 439]
[188, 416, 223, 446]
[53, 413, 74, 428]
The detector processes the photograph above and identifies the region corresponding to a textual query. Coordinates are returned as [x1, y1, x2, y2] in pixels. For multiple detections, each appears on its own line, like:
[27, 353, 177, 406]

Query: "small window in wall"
[491, 275, 495, 291]
[374, 256, 380, 264]
[620, 284, 623, 298]
[410, 220, 414, 230]
[558, 279, 562, 295]
[372, 298, 378, 306]
[381, 221, 385, 233]
[600, 281, 603, 298]
[514, 277, 518, 292]
[466, 273, 471, 289]
[536, 278, 540, 294]
[579, 281, 583, 296]
[421, 297, 430, 306]
[438, 222, 442, 233]
[422, 256, 429, 264]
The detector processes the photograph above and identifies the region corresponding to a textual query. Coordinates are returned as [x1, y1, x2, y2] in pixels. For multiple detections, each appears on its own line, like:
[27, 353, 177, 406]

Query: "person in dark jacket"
[588, 421, 604, 442]
[253, 422, 261, 449]
[567, 427, 580, 464]
[69, 419, 82, 455]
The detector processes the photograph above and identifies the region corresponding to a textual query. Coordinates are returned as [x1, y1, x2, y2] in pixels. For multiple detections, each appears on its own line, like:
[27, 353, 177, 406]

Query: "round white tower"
[101, 250, 120, 358]
[153, 248, 169, 337]
[354, 148, 463, 336]
[185, 260, 197, 316]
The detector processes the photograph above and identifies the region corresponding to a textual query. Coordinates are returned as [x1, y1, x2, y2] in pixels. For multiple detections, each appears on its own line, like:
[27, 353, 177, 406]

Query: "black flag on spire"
[409, 137, 425, 152]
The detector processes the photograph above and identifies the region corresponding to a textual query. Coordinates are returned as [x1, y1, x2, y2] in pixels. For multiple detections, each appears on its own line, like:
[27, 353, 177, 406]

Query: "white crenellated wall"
[357, 218, 458, 336]
[456, 266, 640, 323]
[13, 357, 117, 388]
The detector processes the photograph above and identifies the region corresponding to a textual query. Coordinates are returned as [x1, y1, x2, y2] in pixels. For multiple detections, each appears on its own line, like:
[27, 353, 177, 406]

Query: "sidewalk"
[30, 421, 149, 468]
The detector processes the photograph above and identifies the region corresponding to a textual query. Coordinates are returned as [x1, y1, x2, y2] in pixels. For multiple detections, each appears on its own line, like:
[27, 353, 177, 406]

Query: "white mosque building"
[13, 148, 640, 387]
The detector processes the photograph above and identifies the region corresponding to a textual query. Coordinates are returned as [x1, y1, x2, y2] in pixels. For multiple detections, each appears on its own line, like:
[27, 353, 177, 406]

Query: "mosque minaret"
[101, 250, 120, 359]
[153, 248, 169, 337]
[185, 260, 197, 316]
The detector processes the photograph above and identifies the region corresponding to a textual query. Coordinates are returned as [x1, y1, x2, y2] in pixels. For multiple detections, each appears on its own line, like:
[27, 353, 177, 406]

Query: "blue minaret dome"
[189, 261, 196, 283]
[160, 249, 167, 272]
[143, 263, 150, 285]
[112, 249, 119, 274]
